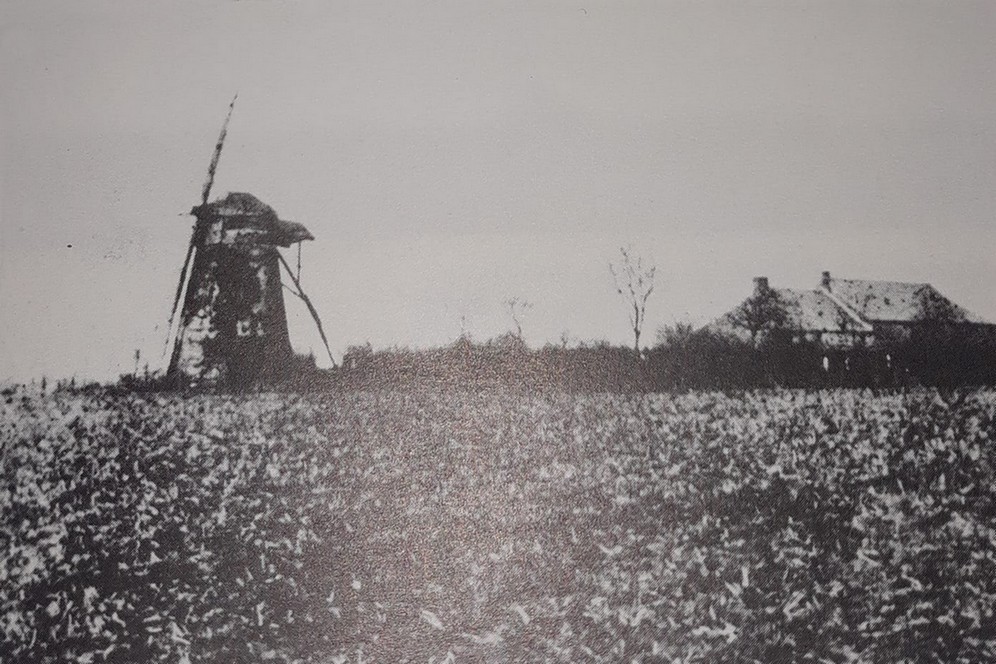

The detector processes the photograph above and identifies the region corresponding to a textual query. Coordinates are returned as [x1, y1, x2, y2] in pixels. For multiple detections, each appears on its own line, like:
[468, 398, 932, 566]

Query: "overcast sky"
[2, 1, 995, 381]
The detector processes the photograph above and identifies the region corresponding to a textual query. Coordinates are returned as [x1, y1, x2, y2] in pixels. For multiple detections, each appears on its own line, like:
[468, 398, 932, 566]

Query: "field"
[2, 387, 995, 663]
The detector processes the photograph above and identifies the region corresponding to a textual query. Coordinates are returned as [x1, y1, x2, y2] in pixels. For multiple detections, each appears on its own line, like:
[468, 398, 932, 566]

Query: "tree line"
[320, 324, 996, 393]
[320, 247, 996, 392]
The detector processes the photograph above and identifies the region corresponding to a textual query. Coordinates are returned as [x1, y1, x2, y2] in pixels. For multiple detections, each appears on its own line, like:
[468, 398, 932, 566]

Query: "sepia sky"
[2, 0, 995, 381]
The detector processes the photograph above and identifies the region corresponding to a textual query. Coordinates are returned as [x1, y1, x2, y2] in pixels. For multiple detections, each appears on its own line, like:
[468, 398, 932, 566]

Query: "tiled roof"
[707, 287, 869, 336]
[777, 288, 868, 332]
[704, 274, 991, 340]
[824, 278, 984, 324]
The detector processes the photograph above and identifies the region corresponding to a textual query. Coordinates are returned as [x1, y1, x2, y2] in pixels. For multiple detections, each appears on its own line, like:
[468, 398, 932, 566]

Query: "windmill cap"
[192, 192, 314, 246]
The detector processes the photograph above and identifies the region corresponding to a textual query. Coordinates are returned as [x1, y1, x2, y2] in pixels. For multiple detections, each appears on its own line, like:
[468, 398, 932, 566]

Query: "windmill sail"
[277, 251, 337, 368]
[164, 95, 237, 360]
[202, 94, 237, 205]
[162, 241, 196, 357]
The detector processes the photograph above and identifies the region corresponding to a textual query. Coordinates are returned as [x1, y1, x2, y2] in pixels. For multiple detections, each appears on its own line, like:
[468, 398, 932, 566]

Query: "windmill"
[164, 96, 335, 388]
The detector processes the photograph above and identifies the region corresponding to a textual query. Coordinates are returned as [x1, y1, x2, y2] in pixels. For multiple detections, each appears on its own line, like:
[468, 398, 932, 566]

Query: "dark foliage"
[331, 337, 654, 394]
[319, 318, 996, 394]
[647, 324, 996, 391]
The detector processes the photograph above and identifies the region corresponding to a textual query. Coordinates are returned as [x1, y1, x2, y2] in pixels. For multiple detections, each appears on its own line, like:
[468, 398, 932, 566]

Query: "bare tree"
[609, 247, 656, 354]
[505, 297, 533, 339]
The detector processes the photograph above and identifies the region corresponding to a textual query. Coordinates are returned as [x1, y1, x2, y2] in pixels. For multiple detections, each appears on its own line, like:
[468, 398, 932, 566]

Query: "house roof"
[707, 287, 869, 337]
[704, 273, 992, 341]
[777, 288, 869, 332]
[823, 278, 984, 324]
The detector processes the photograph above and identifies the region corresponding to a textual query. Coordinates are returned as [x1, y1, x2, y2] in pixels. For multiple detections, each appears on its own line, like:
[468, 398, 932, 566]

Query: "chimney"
[821, 271, 831, 289]
[753, 276, 769, 296]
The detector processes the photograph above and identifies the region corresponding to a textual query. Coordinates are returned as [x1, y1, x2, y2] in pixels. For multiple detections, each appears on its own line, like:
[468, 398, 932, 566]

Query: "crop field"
[2, 387, 995, 663]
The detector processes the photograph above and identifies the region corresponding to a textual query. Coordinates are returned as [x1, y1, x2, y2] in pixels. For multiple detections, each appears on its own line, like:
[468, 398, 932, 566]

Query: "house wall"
[808, 331, 873, 348]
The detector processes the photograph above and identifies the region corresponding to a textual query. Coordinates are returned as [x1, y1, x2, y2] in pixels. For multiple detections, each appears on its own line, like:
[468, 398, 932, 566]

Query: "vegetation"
[727, 282, 788, 342]
[323, 320, 996, 394]
[650, 325, 996, 390]
[3, 386, 996, 662]
[333, 338, 651, 393]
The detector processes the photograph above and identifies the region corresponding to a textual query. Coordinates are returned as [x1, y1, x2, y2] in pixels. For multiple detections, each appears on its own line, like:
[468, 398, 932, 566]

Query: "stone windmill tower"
[164, 97, 334, 387]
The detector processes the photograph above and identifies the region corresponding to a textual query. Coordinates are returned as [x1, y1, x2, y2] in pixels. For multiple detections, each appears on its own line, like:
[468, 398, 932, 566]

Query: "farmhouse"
[707, 271, 992, 348]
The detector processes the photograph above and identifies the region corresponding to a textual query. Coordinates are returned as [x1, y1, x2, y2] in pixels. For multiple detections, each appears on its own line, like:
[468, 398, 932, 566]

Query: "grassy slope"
[2, 388, 995, 663]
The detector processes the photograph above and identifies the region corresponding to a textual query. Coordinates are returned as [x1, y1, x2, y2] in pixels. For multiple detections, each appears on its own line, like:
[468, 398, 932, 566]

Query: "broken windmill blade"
[276, 250, 337, 369]
[164, 97, 334, 387]
[202, 93, 238, 206]
[163, 94, 237, 358]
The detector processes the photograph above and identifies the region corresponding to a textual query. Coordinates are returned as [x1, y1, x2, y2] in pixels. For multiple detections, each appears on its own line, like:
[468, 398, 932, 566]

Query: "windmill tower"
[164, 97, 334, 388]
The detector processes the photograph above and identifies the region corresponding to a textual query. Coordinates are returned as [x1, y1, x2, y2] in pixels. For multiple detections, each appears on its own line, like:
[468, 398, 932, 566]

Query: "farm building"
[706, 271, 993, 348]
